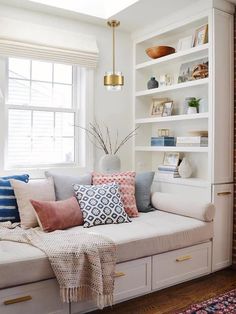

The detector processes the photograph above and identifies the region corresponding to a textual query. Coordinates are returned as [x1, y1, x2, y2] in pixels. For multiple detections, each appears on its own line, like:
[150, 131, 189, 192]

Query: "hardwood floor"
[92, 268, 236, 314]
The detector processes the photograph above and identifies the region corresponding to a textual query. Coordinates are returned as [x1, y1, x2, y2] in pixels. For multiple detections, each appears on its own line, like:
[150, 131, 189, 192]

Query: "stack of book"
[176, 136, 208, 147]
[156, 164, 180, 179]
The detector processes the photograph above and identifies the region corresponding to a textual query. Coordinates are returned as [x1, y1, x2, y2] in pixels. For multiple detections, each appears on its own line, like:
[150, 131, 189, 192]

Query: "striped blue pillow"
[0, 174, 29, 222]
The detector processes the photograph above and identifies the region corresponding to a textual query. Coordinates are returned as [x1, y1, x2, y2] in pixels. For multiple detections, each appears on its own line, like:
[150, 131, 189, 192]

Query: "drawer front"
[0, 279, 68, 314]
[152, 242, 212, 290]
[114, 257, 151, 302]
[72, 257, 152, 313]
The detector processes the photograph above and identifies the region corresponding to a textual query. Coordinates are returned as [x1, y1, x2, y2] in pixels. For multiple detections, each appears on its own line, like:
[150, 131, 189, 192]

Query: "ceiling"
[0, 0, 235, 32]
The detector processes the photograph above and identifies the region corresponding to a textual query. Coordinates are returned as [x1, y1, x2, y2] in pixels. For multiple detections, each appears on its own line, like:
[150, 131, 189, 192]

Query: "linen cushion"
[135, 172, 155, 212]
[92, 172, 138, 217]
[151, 192, 215, 222]
[45, 171, 92, 200]
[0, 210, 214, 289]
[30, 197, 83, 232]
[10, 178, 56, 228]
[0, 174, 29, 223]
[73, 182, 131, 228]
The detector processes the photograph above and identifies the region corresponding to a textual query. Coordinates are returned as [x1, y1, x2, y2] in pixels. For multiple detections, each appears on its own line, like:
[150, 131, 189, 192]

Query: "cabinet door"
[212, 183, 233, 271]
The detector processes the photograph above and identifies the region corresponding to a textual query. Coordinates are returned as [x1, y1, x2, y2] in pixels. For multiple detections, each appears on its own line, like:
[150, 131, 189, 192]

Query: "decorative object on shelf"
[193, 24, 208, 47]
[183, 97, 195, 114]
[147, 77, 159, 89]
[178, 157, 193, 178]
[104, 20, 124, 91]
[156, 164, 180, 179]
[158, 128, 170, 137]
[163, 152, 180, 167]
[159, 74, 174, 86]
[162, 101, 173, 117]
[76, 121, 138, 172]
[150, 98, 167, 116]
[99, 154, 121, 173]
[187, 97, 201, 114]
[145, 45, 175, 59]
[178, 57, 208, 83]
[151, 136, 175, 147]
[177, 35, 193, 51]
[192, 63, 208, 79]
[199, 98, 208, 113]
[176, 136, 208, 147]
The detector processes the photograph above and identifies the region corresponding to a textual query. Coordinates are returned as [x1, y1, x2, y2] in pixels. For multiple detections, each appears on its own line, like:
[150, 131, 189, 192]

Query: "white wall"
[0, 3, 133, 176]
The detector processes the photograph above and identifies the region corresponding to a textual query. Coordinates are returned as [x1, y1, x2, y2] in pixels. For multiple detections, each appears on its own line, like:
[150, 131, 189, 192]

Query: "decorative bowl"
[145, 46, 175, 59]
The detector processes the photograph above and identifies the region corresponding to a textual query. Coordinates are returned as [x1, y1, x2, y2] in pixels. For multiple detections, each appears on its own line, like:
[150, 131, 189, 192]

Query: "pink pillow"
[30, 197, 83, 232]
[92, 172, 139, 218]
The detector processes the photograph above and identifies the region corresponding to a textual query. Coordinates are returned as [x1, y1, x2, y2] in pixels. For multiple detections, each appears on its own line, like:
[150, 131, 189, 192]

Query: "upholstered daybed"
[0, 192, 215, 314]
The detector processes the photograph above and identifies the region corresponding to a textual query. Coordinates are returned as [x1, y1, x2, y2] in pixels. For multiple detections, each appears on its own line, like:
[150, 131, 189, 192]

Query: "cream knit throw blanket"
[0, 222, 116, 309]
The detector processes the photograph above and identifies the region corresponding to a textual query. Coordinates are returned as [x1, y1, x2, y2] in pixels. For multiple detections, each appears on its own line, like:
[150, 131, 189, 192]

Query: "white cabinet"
[0, 279, 68, 314]
[152, 242, 211, 290]
[212, 184, 233, 271]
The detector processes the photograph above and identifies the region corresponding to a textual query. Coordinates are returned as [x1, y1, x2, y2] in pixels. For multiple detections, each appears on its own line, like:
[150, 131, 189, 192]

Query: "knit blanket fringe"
[0, 223, 116, 310]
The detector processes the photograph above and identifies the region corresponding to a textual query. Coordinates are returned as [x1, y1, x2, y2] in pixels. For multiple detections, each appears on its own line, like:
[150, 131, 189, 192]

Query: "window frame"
[0, 57, 93, 177]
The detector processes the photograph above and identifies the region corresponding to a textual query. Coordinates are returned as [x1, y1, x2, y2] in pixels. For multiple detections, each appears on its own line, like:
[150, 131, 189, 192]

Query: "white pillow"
[10, 178, 56, 228]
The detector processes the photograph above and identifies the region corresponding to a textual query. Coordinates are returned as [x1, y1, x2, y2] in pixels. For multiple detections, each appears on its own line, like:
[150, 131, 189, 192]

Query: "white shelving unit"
[133, 7, 234, 271]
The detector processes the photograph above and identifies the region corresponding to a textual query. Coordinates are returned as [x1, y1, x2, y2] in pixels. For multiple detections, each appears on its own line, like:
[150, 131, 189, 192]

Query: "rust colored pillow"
[92, 171, 139, 218]
[30, 197, 83, 232]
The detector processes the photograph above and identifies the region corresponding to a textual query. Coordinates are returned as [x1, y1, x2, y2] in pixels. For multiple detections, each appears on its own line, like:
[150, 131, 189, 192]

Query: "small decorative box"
[151, 136, 175, 146]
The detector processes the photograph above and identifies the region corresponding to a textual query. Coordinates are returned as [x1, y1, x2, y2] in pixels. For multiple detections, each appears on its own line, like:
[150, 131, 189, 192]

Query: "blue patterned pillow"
[0, 174, 29, 222]
[73, 182, 131, 228]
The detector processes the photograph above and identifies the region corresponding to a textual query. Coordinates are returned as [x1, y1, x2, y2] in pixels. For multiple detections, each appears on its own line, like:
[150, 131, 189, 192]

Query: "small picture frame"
[162, 101, 173, 117]
[150, 98, 167, 116]
[163, 152, 180, 167]
[193, 24, 208, 47]
[177, 35, 193, 51]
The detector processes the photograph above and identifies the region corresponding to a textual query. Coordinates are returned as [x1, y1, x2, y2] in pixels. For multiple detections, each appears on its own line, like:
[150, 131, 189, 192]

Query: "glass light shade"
[104, 71, 124, 91]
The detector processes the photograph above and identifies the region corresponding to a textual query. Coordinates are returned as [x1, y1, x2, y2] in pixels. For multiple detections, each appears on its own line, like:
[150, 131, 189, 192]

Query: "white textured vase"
[178, 157, 192, 178]
[99, 154, 121, 173]
[187, 107, 197, 114]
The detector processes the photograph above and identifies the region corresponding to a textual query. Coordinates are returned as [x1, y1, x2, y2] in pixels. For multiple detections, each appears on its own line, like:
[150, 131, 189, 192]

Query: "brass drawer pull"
[176, 255, 192, 262]
[217, 191, 232, 196]
[114, 271, 125, 278]
[4, 295, 32, 305]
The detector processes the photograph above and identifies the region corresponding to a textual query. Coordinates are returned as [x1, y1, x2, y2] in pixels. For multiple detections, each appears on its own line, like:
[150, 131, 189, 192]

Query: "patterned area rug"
[178, 289, 236, 313]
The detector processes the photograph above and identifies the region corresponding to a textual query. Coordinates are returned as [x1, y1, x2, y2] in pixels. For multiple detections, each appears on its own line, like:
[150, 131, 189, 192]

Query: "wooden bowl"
[145, 46, 175, 59]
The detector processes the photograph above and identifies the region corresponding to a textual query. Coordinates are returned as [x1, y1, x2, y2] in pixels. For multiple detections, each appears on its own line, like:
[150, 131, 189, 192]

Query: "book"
[176, 136, 208, 144]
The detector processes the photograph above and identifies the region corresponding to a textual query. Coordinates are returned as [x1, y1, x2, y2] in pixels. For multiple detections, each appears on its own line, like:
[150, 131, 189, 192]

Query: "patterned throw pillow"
[73, 183, 131, 228]
[92, 172, 139, 218]
[0, 174, 29, 223]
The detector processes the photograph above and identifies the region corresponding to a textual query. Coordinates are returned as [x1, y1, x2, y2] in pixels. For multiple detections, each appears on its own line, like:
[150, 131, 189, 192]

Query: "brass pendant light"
[104, 20, 124, 91]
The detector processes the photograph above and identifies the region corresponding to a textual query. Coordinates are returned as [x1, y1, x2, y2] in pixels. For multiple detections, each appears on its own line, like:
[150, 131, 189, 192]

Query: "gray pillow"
[135, 172, 155, 212]
[45, 172, 92, 200]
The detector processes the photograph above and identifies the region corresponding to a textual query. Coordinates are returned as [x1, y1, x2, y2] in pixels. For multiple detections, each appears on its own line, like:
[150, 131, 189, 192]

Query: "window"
[6, 58, 80, 168]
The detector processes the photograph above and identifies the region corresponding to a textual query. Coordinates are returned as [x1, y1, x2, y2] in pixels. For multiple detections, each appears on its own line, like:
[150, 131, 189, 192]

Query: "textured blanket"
[0, 222, 116, 309]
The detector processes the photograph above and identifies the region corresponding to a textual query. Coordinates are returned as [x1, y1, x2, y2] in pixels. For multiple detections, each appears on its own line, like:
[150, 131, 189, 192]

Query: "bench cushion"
[0, 210, 213, 289]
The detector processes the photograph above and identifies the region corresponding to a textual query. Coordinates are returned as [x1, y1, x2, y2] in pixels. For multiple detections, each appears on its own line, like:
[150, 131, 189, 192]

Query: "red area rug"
[177, 289, 236, 313]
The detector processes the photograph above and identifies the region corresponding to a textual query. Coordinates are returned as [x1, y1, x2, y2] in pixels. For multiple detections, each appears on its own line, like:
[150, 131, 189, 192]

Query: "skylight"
[28, 0, 139, 19]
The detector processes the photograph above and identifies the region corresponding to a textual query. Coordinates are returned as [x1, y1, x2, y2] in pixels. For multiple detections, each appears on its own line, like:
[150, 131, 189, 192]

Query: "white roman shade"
[0, 17, 99, 67]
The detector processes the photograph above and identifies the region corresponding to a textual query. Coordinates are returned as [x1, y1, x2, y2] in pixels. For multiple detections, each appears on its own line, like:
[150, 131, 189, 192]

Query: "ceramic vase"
[178, 157, 192, 178]
[147, 77, 159, 89]
[99, 154, 121, 173]
[187, 106, 197, 114]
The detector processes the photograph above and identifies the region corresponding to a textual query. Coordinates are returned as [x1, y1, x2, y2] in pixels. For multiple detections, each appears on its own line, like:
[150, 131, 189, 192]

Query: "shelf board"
[135, 146, 208, 153]
[135, 78, 209, 97]
[135, 112, 209, 124]
[136, 44, 209, 70]
[154, 177, 210, 187]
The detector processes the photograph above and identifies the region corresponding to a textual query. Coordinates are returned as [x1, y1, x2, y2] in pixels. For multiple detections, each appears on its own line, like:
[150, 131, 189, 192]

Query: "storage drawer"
[0, 279, 68, 314]
[72, 257, 152, 313]
[152, 242, 211, 290]
[114, 256, 151, 302]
